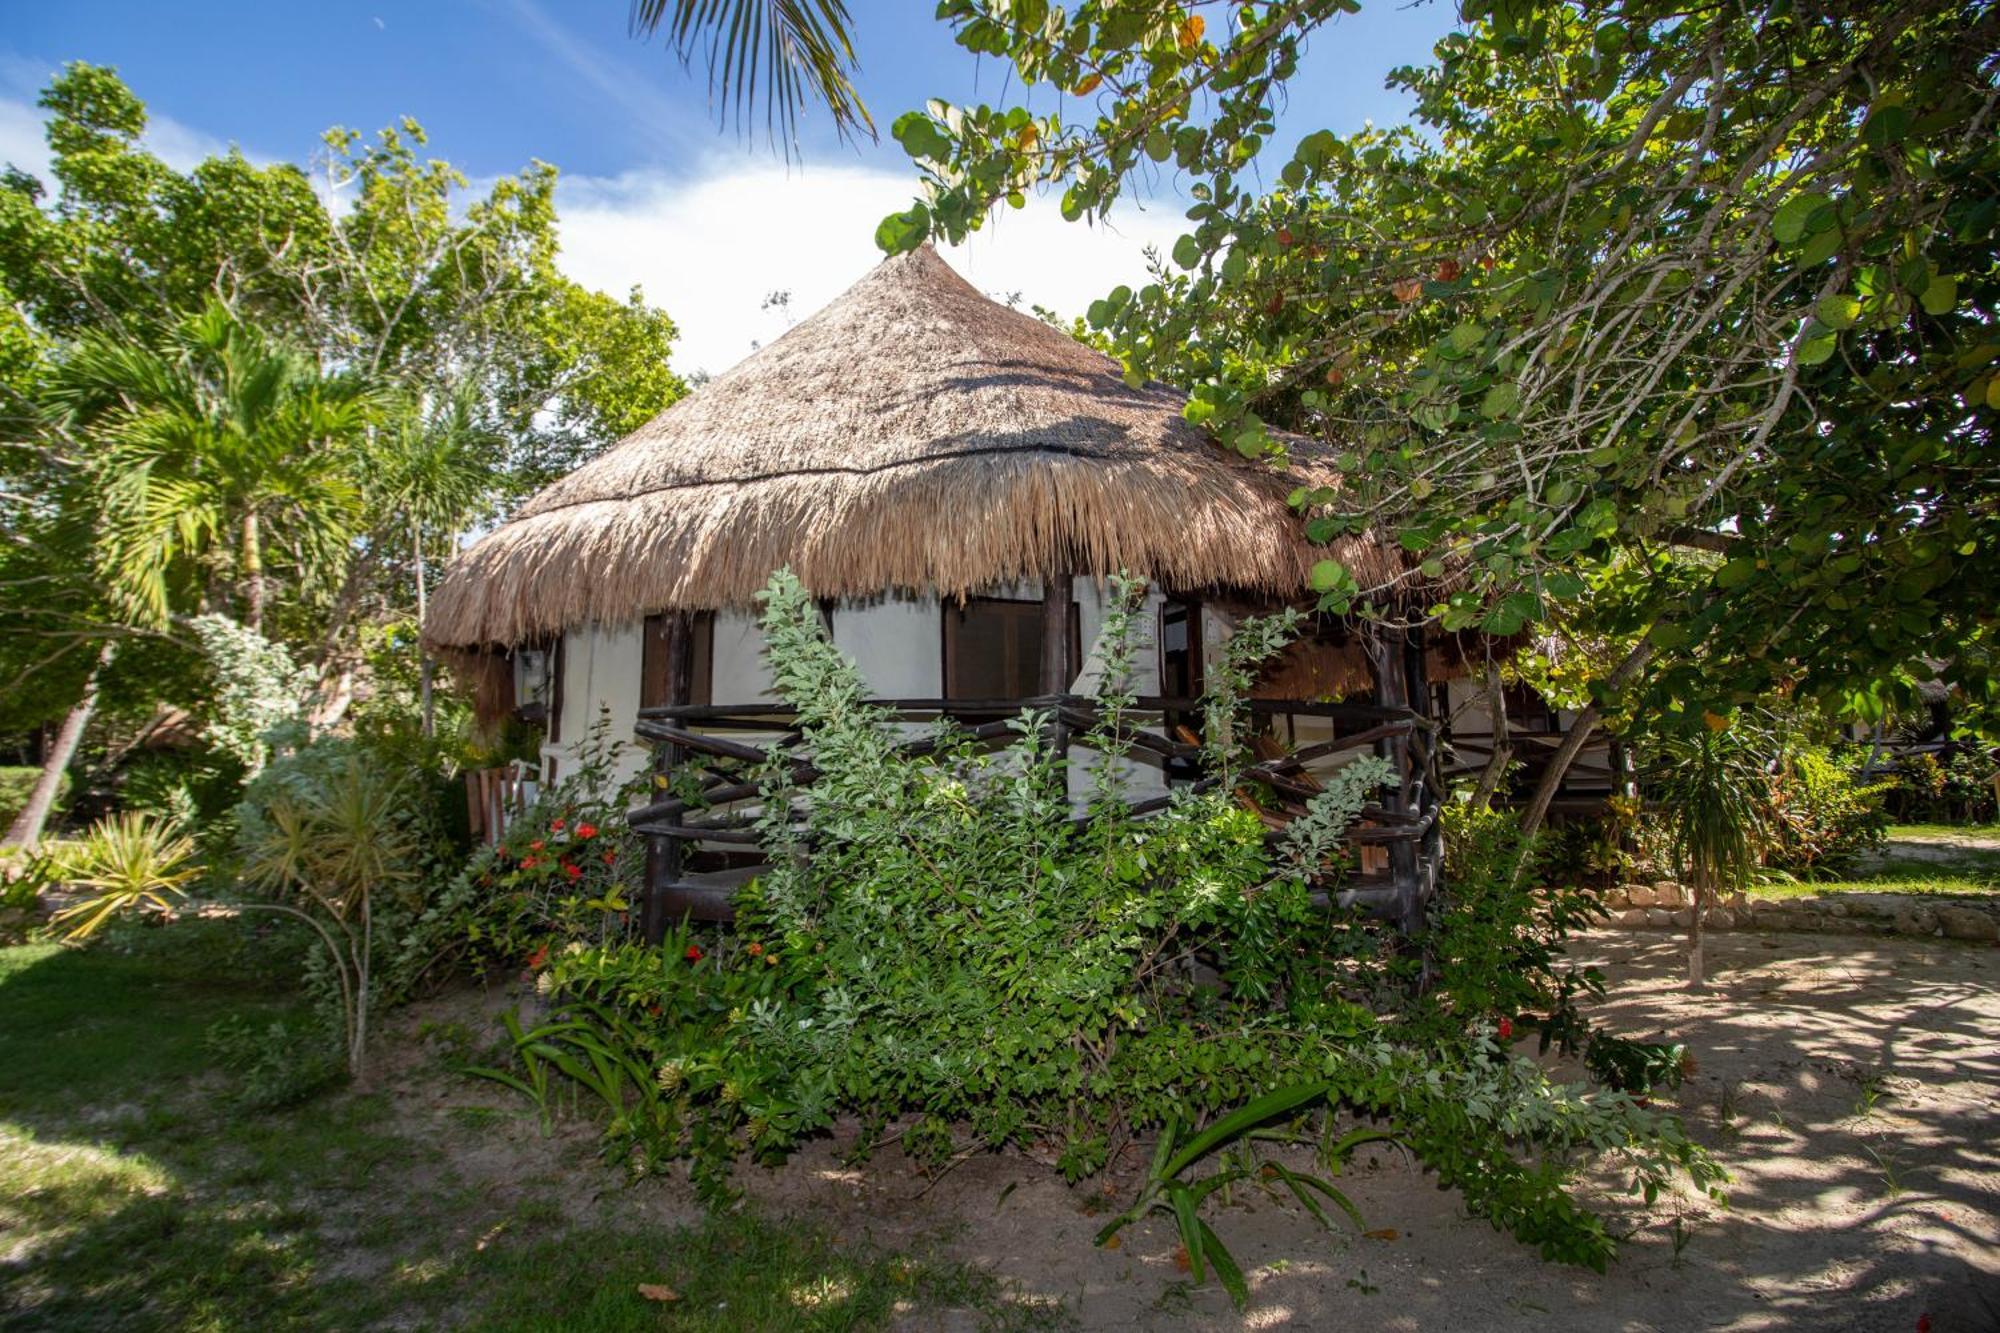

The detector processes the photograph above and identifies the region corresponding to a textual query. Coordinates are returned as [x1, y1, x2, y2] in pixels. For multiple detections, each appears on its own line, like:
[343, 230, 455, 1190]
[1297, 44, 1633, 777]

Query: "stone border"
[1597, 880, 1999, 943]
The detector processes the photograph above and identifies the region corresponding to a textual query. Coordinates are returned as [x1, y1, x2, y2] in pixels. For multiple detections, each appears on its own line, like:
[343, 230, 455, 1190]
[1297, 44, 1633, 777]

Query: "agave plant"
[240, 758, 416, 1080]
[48, 813, 204, 941]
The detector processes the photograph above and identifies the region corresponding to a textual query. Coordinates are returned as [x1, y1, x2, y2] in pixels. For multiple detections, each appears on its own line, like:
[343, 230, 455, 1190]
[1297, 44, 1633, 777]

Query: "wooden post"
[641, 612, 692, 945]
[1042, 572, 1073, 765]
[1368, 627, 1422, 929]
[1040, 573, 1071, 694]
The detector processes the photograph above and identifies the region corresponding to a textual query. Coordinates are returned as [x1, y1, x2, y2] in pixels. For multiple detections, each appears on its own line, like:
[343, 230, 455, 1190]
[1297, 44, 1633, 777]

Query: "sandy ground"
[389, 929, 2000, 1331]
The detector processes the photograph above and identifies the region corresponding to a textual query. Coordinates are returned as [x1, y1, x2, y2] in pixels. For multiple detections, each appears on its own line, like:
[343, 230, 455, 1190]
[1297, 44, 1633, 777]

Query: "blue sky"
[1, 1, 1459, 373]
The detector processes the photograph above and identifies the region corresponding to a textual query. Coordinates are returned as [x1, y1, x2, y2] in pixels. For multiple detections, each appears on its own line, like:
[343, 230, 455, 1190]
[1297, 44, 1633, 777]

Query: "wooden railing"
[626, 694, 1445, 940]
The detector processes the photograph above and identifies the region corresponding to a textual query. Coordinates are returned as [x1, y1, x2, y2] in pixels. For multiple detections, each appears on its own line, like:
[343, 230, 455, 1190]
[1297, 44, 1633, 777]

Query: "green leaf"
[1307, 560, 1349, 593]
[1919, 274, 1957, 316]
[1480, 382, 1521, 418]
[890, 112, 954, 162]
[1815, 294, 1861, 330]
[1542, 570, 1586, 599]
[874, 203, 931, 254]
[1796, 329, 1837, 366]
[1172, 234, 1203, 270]
[1162, 1080, 1332, 1179]
[1197, 1219, 1249, 1309]
[1714, 557, 1757, 588]
[1773, 193, 1826, 246]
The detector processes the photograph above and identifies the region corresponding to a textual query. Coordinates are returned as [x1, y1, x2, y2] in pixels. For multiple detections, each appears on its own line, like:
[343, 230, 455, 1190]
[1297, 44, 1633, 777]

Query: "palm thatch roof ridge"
[426, 244, 1401, 650]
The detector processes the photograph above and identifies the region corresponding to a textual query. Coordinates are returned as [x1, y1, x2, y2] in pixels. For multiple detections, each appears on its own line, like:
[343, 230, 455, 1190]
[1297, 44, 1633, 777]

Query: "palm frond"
[629, 0, 873, 148]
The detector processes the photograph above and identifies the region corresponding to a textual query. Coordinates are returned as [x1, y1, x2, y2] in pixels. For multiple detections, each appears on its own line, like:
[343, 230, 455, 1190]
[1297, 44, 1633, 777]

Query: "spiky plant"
[1656, 720, 1768, 989]
[48, 813, 204, 940]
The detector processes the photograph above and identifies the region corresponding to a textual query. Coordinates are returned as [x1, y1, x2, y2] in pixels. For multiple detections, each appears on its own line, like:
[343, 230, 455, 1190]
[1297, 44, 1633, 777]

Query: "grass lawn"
[1750, 822, 2000, 901]
[0, 921, 1057, 1331]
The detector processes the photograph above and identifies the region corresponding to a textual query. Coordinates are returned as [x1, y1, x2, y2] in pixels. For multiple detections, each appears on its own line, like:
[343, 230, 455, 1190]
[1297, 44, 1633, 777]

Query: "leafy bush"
[237, 748, 430, 1078]
[1892, 748, 1998, 825]
[0, 765, 69, 830]
[1423, 801, 1604, 1053]
[437, 712, 650, 971]
[476, 570, 1722, 1294]
[1762, 745, 1891, 874]
[204, 1013, 345, 1111]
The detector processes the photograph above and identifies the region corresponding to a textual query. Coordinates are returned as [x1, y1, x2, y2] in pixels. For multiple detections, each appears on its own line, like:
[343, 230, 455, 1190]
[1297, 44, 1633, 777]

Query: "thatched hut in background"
[425, 246, 1550, 931]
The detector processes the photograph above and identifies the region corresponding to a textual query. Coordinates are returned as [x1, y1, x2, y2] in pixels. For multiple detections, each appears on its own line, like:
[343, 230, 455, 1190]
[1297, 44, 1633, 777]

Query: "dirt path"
[391, 931, 2000, 1330]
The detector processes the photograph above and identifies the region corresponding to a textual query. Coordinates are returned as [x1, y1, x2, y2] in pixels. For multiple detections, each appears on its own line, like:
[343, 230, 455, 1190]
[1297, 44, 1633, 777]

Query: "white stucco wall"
[543, 577, 1187, 804]
[831, 594, 942, 698]
[546, 621, 651, 789]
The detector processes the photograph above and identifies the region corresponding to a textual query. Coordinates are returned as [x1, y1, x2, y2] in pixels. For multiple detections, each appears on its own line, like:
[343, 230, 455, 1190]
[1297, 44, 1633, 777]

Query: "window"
[1158, 598, 1204, 782]
[640, 611, 715, 709]
[1158, 598, 1203, 700]
[942, 595, 1079, 702]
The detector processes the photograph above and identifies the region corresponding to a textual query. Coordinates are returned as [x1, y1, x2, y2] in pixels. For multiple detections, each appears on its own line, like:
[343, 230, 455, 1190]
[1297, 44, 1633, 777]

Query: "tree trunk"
[1518, 638, 1657, 838]
[1470, 661, 1514, 809]
[4, 640, 116, 850]
[414, 523, 434, 738]
[1686, 874, 1707, 990]
[242, 510, 265, 633]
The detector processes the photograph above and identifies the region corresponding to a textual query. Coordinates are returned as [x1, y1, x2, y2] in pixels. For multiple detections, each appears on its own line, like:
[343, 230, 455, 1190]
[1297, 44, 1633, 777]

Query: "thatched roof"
[427, 245, 1407, 650]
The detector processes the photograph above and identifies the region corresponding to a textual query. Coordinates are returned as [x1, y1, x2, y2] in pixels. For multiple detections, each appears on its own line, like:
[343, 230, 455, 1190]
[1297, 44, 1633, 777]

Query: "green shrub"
[1891, 748, 1998, 825]
[203, 1013, 345, 1111]
[0, 765, 68, 830]
[1423, 801, 1605, 1053]
[1763, 745, 1891, 874]
[433, 712, 650, 973]
[474, 571, 1722, 1293]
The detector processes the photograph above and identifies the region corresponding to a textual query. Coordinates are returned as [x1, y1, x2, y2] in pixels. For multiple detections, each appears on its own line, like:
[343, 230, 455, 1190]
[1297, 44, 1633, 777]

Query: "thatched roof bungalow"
[427, 245, 1495, 927]
[428, 247, 1431, 764]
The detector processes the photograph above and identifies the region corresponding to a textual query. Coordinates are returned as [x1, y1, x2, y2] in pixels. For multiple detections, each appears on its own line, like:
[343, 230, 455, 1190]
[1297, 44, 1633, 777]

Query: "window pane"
[945, 600, 1044, 700]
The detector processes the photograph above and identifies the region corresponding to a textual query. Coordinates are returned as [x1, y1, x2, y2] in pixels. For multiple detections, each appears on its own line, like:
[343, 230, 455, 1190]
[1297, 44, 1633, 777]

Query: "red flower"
[1497, 1017, 1514, 1041]
[1917, 1316, 1931, 1333]
[529, 840, 545, 852]
[526, 944, 549, 969]
[563, 861, 582, 881]
[746, 941, 764, 957]
[684, 944, 704, 963]
[551, 819, 566, 833]
[601, 851, 617, 865]
[520, 856, 538, 869]
[576, 823, 598, 839]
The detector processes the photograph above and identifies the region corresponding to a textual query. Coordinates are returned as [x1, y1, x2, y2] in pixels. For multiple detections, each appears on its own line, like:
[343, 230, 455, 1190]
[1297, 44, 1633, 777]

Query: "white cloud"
[0, 96, 50, 183]
[554, 157, 1190, 378]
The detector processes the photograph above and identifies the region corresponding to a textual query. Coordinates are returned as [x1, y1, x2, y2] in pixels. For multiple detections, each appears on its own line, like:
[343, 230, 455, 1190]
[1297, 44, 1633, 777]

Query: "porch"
[625, 688, 1445, 940]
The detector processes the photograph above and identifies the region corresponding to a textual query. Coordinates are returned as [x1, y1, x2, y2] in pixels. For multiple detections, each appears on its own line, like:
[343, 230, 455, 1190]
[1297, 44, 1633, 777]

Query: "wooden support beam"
[642, 612, 691, 945]
[1042, 572, 1073, 767]
[1367, 626, 1425, 930]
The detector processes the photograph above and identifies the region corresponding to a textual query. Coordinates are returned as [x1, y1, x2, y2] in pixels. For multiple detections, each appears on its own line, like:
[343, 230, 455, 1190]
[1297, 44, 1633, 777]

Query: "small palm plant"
[241, 758, 416, 1080]
[47, 813, 204, 939]
[1656, 718, 1767, 989]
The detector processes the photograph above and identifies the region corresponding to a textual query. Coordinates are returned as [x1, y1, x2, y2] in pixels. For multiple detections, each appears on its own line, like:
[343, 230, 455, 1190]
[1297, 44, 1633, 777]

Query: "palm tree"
[1657, 721, 1768, 989]
[369, 390, 498, 733]
[628, 0, 872, 148]
[52, 301, 378, 636]
[5, 306, 377, 851]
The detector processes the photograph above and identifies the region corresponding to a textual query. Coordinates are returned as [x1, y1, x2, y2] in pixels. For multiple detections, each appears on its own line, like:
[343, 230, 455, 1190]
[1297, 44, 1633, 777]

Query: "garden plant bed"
[5, 923, 1996, 1330]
